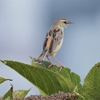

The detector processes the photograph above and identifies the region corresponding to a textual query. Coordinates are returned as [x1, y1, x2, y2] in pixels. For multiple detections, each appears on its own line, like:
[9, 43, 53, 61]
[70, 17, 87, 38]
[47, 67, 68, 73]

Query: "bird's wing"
[49, 28, 63, 54]
[43, 30, 52, 51]
[43, 28, 63, 54]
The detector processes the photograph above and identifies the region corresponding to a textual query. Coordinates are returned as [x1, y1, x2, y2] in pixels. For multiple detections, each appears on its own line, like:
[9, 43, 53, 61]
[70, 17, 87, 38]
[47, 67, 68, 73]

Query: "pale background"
[0, 0, 100, 96]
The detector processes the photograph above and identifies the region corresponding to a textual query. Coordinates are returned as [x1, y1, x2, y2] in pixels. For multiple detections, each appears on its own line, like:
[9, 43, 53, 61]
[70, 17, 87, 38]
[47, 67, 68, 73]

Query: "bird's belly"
[54, 39, 63, 53]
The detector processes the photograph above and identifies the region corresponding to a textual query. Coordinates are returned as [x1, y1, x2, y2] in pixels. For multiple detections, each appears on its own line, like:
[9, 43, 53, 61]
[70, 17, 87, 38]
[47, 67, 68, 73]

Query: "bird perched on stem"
[35, 18, 73, 71]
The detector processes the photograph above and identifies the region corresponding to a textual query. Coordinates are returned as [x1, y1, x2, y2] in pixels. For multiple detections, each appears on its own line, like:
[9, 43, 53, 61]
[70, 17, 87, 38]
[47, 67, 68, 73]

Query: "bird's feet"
[59, 66, 64, 72]
[48, 63, 65, 72]
[48, 62, 55, 68]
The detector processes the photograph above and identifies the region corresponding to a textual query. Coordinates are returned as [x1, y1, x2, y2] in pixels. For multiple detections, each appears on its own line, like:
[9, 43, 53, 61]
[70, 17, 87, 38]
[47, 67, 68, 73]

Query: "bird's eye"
[64, 21, 67, 24]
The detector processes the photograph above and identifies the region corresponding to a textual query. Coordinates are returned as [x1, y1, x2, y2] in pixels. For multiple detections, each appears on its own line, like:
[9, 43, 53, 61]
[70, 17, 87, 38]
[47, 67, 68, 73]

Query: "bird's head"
[54, 18, 74, 28]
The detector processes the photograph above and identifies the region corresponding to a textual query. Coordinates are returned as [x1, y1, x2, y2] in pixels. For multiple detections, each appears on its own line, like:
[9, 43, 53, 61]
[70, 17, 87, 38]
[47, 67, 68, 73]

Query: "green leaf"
[1, 60, 74, 96]
[83, 62, 100, 100]
[0, 77, 12, 84]
[2, 84, 13, 100]
[31, 57, 82, 94]
[13, 88, 31, 99]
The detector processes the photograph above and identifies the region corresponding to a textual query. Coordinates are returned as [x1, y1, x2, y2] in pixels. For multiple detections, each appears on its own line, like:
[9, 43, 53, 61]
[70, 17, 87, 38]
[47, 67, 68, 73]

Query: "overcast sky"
[0, 0, 100, 97]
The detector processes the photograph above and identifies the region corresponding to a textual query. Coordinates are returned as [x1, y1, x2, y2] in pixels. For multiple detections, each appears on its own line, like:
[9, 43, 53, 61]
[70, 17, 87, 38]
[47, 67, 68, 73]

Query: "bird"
[35, 18, 73, 71]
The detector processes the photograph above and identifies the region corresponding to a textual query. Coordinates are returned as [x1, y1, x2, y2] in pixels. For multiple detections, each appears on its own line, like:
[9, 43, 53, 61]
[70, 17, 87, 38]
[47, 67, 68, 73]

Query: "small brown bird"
[35, 18, 73, 71]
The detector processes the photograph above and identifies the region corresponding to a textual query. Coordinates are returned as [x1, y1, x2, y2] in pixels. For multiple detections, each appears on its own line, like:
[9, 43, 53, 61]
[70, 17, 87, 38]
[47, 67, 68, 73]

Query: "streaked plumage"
[35, 18, 73, 71]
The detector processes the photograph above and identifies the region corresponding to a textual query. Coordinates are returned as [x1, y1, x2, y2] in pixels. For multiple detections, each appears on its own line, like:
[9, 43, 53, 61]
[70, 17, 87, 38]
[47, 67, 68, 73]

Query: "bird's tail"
[35, 50, 48, 64]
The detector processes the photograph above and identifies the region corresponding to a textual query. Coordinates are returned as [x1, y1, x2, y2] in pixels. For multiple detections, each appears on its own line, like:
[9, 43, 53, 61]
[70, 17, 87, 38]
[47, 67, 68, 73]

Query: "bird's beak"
[68, 21, 74, 24]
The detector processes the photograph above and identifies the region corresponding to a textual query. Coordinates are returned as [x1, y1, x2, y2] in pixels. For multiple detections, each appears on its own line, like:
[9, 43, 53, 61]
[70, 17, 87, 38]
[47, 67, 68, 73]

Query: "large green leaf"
[31, 57, 82, 94]
[0, 77, 12, 84]
[0, 60, 75, 96]
[83, 62, 100, 100]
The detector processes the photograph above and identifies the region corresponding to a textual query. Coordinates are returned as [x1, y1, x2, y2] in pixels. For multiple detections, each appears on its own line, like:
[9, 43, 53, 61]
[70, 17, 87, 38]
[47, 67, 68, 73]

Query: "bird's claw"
[59, 66, 64, 72]
[48, 63, 55, 68]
